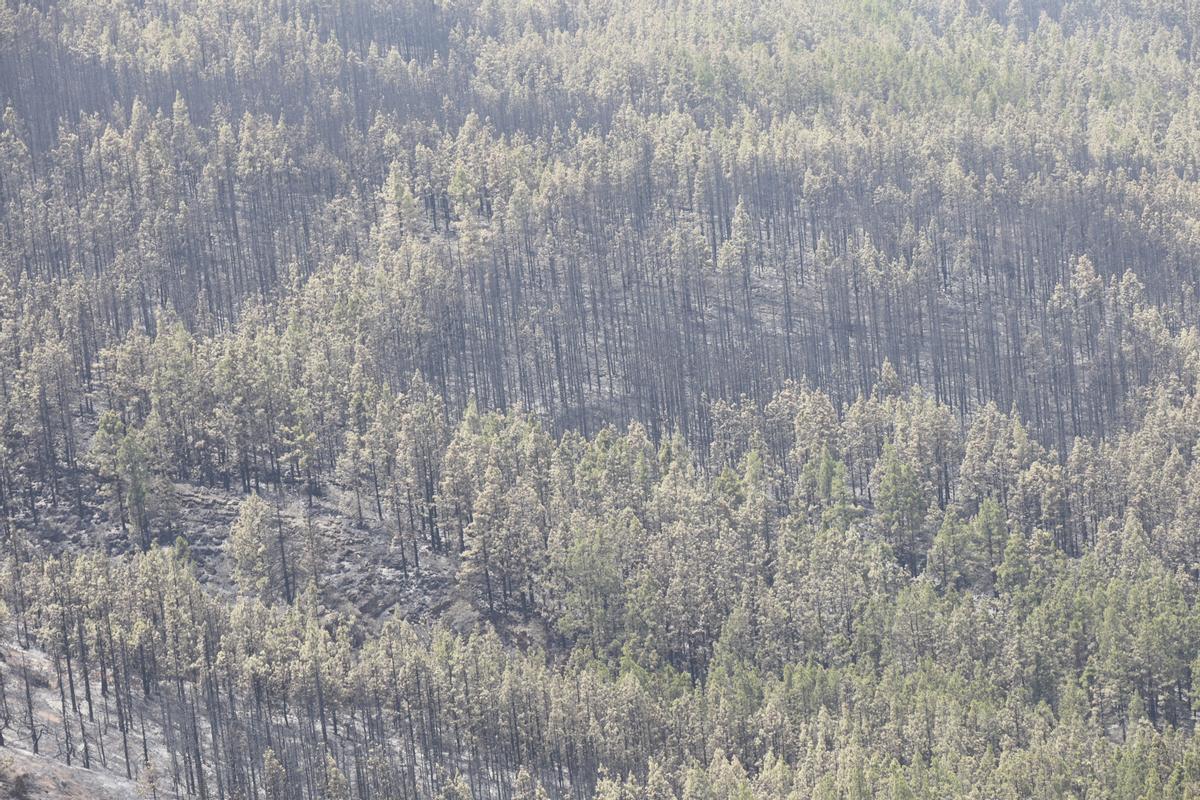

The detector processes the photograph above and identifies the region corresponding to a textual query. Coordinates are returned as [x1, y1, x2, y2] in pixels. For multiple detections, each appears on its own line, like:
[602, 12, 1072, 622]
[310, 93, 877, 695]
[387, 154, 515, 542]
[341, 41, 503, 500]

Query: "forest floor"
[30, 477, 472, 630]
[162, 480, 546, 639]
[0, 637, 147, 799]
[0, 744, 138, 800]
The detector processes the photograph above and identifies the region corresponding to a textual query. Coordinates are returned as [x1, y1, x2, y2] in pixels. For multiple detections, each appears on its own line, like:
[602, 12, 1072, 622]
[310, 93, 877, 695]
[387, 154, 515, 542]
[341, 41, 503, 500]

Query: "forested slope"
[3, 0, 1200, 798]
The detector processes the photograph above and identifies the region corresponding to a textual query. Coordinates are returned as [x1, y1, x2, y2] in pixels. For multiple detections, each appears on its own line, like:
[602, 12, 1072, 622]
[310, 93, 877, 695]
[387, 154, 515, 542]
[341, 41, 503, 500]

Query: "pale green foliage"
[5, 0, 1200, 798]
[228, 493, 290, 602]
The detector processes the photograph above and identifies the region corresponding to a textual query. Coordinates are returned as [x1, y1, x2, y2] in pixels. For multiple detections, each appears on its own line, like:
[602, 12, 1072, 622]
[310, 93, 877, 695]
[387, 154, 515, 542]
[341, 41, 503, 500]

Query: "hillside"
[4, 0, 1200, 798]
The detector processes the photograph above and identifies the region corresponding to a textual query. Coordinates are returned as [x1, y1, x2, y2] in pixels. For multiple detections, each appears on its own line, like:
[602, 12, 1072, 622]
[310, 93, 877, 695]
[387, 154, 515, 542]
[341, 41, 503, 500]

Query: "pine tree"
[228, 493, 292, 602]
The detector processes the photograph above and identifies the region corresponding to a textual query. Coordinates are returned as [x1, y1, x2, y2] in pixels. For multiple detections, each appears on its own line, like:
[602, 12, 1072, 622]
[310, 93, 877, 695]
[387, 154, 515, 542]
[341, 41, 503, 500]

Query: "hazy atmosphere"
[3, 0, 1200, 797]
